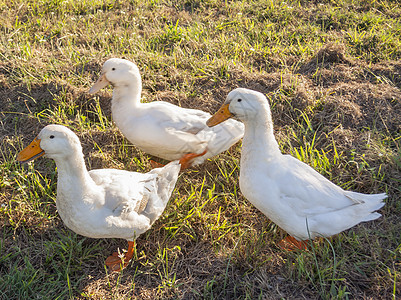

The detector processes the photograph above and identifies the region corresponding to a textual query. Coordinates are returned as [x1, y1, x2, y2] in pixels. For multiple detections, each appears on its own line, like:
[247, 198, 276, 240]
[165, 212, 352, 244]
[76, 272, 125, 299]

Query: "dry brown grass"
[1, 0, 400, 299]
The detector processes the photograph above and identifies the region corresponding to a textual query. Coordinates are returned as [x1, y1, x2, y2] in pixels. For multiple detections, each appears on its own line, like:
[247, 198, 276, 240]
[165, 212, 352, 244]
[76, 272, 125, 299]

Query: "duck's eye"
[50, 135, 55, 139]
[237, 99, 242, 102]
[111, 67, 116, 71]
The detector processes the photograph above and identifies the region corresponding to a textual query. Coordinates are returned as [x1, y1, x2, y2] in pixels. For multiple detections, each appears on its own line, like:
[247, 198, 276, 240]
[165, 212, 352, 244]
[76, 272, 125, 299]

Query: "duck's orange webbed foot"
[105, 241, 135, 272]
[150, 160, 165, 168]
[278, 236, 308, 251]
[179, 149, 207, 170]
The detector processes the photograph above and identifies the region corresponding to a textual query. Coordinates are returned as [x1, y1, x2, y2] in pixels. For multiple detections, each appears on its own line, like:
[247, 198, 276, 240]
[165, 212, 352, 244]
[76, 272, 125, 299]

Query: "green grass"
[1, 0, 400, 299]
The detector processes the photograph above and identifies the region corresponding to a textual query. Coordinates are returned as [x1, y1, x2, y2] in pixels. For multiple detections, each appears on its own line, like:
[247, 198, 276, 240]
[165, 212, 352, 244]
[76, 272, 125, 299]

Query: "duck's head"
[17, 125, 81, 163]
[207, 88, 268, 127]
[89, 58, 141, 94]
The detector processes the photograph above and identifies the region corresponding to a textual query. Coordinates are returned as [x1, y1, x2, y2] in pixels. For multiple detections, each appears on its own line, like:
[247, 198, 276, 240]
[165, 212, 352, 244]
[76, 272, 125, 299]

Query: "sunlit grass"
[0, 0, 399, 298]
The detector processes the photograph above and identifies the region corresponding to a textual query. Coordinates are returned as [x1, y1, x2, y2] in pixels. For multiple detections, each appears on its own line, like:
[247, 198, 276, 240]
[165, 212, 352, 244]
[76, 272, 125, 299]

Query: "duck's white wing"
[140, 102, 244, 162]
[243, 155, 385, 239]
[277, 155, 386, 214]
[87, 162, 180, 240]
[276, 155, 354, 212]
[145, 101, 210, 134]
[89, 169, 157, 214]
[281, 156, 385, 237]
[120, 102, 210, 159]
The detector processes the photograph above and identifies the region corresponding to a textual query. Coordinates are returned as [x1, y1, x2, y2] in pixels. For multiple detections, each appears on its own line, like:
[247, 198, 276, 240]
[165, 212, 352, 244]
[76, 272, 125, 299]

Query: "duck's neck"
[111, 81, 142, 124]
[53, 152, 94, 196]
[241, 108, 280, 161]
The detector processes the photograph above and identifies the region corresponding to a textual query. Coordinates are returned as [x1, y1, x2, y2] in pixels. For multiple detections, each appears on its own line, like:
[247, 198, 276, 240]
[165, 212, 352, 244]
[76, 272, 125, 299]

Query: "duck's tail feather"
[361, 212, 382, 222]
[191, 119, 244, 165]
[345, 191, 387, 204]
[142, 161, 180, 223]
[345, 191, 386, 221]
[308, 191, 386, 239]
[151, 160, 181, 206]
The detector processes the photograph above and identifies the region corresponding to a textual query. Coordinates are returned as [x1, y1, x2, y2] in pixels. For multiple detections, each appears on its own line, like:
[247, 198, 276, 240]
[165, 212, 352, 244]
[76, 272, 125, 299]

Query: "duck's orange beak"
[206, 103, 233, 127]
[89, 73, 110, 94]
[17, 137, 45, 163]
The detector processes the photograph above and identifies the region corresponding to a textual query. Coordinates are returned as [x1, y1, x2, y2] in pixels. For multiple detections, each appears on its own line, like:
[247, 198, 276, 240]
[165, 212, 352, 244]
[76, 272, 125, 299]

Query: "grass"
[0, 0, 400, 298]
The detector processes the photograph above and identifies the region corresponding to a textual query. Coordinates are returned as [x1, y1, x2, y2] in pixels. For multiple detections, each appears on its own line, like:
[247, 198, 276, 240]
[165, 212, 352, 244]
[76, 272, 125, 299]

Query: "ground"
[0, 0, 400, 299]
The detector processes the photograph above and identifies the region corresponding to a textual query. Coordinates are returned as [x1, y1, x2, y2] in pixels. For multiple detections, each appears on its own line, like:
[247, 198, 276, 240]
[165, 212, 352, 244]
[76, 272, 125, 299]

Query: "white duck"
[207, 88, 386, 249]
[17, 124, 183, 271]
[89, 58, 244, 168]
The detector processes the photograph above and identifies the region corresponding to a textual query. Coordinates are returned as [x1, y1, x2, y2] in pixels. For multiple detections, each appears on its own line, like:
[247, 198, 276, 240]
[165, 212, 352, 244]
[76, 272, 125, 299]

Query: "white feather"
[219, 88, 386, 241]
[36, 125, 180, 241]
[92, 58, 244, 165]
